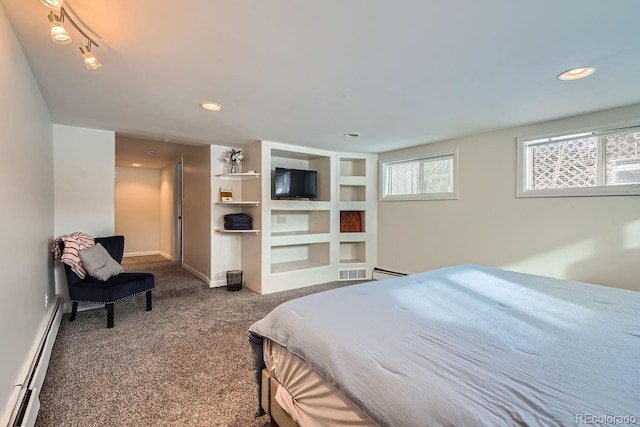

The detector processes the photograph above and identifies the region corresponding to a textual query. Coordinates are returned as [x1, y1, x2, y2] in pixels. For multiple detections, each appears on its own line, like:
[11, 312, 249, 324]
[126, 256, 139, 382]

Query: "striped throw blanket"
[51, 232, 95, 278]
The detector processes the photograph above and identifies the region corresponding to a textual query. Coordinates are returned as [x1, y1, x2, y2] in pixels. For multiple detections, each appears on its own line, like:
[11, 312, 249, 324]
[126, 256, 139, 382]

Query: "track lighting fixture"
[40, 1, 102, 70]
[48, 12, 71, 44]
[80, 44, 101, 70]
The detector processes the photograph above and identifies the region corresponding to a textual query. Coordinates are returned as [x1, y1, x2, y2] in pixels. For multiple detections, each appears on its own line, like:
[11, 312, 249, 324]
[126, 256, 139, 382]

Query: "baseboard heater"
[371, 267, 408, 280]
[3, 296, 62, 427]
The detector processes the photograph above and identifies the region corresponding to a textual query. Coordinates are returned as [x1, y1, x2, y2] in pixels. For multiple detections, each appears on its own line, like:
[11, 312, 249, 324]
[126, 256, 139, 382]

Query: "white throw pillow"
[79, 243, 123, 281]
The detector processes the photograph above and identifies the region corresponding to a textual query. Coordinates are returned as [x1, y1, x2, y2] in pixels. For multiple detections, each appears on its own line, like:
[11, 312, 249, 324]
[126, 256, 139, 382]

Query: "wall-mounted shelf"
[215, 201, 260, 207]
[216, 172, 260, 180]
[215, 229, 260, 234]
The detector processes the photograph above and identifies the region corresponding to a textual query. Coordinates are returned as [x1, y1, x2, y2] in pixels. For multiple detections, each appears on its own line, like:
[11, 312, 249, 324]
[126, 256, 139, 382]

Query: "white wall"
[0, 2, 54, 420]
[115, 167, 161, 255]
[53, 125, 115, 297]
[182, 146, 211, 283]
[378, 104, 640, 291]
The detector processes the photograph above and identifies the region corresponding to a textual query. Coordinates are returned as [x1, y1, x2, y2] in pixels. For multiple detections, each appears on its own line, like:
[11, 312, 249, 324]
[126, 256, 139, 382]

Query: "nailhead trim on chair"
[71, 289, 150, 305]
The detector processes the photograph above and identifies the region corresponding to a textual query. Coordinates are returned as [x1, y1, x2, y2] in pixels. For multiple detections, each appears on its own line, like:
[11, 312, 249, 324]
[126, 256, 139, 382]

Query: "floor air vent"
[338, 268, 367, 281]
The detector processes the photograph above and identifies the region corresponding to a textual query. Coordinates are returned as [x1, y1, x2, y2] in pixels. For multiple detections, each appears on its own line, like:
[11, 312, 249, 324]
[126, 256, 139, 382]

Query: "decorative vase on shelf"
[231, 163, 242, 174]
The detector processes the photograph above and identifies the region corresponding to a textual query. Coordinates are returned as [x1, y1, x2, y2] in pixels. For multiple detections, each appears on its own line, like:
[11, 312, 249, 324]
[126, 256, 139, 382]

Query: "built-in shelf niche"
[340, 158, 366, 177]
[271, 242, 330, 273]
[271, 210, 330, 236]
[271, 149, 331, 202]
[340, 241, 366, 263]
[340, 211, 366, 233]
[340, 185, 366, 202]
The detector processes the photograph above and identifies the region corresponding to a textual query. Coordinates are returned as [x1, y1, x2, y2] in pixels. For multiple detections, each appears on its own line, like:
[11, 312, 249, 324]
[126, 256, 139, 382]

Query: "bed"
[249, 264, 640, 426]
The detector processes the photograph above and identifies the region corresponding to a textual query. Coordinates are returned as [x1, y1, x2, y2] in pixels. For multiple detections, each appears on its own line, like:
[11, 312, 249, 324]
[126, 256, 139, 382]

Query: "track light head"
[48, 12, 71, 44]
[40, 0, 64, 11]
[80, 45, 101, 70]
[42, 3, 102, 70]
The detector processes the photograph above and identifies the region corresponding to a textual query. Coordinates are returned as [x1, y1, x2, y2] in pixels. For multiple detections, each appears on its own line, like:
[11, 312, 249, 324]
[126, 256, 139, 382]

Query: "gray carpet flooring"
[36, 261, 353, 427]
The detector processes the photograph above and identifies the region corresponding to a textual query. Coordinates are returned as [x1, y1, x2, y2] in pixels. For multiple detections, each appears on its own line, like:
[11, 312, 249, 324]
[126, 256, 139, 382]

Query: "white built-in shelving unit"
[211, 141, 377, 294]
[261, 144, 334, 292]
[336, 154, 377, 281]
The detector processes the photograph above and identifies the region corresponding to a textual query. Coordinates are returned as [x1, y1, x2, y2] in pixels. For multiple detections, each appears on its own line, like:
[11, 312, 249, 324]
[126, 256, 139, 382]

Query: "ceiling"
[114, 136, 202, 169]
[4, 1, 640, 160]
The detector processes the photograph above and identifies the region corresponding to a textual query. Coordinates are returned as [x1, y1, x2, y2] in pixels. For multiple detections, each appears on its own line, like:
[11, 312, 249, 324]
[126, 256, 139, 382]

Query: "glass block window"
[381, 151, 457, 200]
[518, 126, 640, 197]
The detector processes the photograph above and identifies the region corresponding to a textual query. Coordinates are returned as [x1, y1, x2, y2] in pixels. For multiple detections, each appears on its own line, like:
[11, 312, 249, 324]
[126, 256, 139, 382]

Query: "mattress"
[250, 264, 640, 426]
[263, 339, 375, 426]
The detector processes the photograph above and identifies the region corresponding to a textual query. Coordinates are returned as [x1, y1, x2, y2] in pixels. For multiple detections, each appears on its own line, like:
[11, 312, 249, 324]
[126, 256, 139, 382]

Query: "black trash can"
[226, 270, 243, 291]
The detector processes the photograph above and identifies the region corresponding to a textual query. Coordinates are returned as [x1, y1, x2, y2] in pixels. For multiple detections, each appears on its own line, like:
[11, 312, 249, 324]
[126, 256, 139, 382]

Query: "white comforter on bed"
[250, 264, 640, 427]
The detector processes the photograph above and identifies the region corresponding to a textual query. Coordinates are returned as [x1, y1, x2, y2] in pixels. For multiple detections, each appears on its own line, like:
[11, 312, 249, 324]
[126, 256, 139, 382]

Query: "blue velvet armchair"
[60, 235, 154, 328]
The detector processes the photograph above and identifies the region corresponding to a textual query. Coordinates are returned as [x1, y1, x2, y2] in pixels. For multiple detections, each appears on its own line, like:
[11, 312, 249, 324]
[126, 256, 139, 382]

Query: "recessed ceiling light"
[145, 151, 157, 156]
[558, 67, 596, 81]
[344, 133, 360, 138]
[201, 102, 222, 111]
[132, 163, 142, 167]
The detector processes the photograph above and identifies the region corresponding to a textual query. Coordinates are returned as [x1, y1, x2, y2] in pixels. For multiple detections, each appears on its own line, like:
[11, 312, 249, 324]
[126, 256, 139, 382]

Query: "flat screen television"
[274, 167, 318, 200]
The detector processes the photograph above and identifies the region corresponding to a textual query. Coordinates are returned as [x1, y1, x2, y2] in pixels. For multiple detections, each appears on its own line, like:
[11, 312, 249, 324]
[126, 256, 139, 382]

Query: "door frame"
[173, 159, 183, 262]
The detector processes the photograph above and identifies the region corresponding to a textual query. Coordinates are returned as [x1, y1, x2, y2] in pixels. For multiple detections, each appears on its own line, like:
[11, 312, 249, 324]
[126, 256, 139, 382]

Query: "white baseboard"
[1, 296, 62, 427]
[209, 279, 227, 288]
[179, 264, 225, 288]
[181, 263, 211, 286]
[123, 250, 160, 257]
[124, 251, 175, 260]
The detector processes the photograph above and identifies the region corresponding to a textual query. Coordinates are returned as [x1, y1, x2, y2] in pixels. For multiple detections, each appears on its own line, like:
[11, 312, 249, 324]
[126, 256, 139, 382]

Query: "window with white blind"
[380, 151, 457, 201]
[517, 126, 640, 197]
